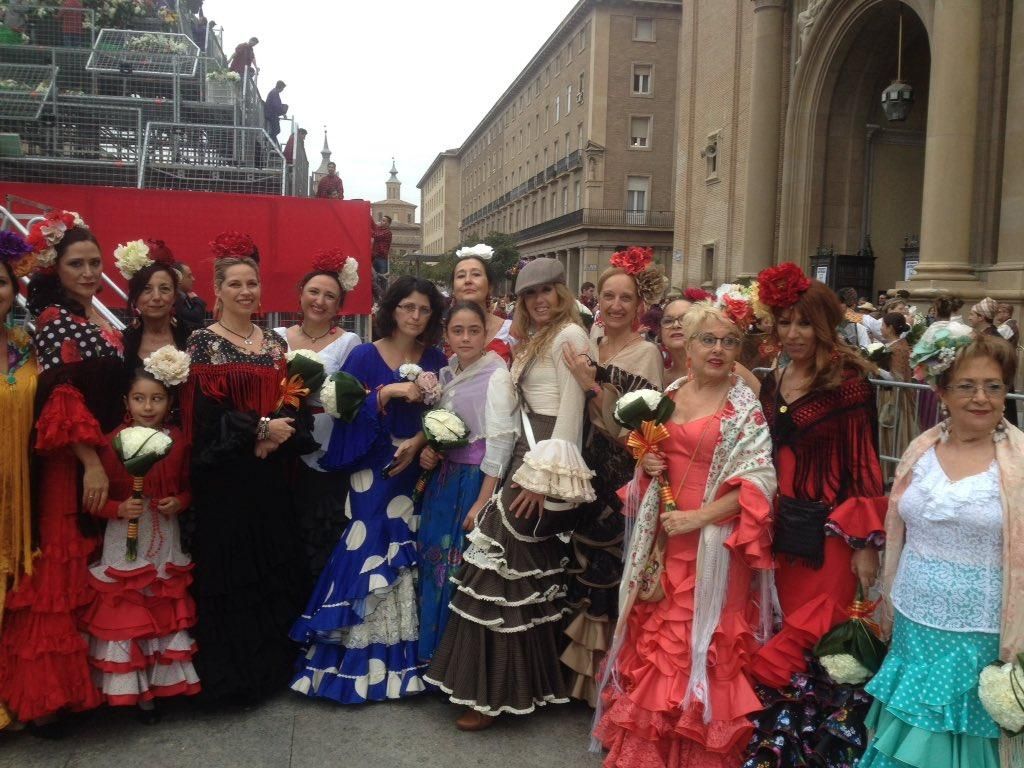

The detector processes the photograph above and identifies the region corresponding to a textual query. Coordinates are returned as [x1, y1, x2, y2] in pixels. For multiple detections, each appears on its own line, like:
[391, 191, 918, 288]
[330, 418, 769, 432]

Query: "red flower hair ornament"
[210, 231, 259, 262]
[610, 246, 653, 275]
[609, 246, 667, 307]
[312, 248, 359, 292]
[756, 262, 811, 310]
[26, 210, 87, 273]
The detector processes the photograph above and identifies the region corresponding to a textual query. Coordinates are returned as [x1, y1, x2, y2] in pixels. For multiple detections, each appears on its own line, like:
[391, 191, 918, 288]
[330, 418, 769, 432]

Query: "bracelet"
[257, 417, 271, 441]
[585, 384, 601, 401]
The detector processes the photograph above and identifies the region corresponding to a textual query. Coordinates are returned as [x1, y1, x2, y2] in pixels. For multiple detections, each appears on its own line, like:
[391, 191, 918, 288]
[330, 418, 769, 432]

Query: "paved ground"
[0, 691, 606, 768]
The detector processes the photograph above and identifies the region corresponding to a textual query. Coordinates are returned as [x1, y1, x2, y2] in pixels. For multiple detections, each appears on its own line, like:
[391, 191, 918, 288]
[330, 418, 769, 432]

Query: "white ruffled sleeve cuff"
[510, 438, 596, 503]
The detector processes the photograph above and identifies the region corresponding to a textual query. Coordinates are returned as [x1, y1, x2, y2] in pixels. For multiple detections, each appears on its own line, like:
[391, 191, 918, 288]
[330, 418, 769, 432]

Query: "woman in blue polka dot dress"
[289, 277, 446, 703]
[862, 334, 1024, 768]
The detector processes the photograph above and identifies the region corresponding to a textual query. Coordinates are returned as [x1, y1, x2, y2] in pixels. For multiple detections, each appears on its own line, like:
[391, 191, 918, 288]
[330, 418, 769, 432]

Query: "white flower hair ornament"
[143, 345, 191, 388]
[113, 239, 154, 280]
[455, 243, 494, 261]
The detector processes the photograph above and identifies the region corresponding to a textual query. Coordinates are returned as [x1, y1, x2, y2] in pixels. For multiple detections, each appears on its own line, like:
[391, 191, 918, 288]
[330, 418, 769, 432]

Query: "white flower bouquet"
[614, 388, 680, 522]
[814, 586, 887, 686]
[112, 426, 174, 561]
[320, 371, 369, 422]
[398, 363, 423, 381]
[979, 655, 1024, 734]
[396, 364, 441, 406]
[412, 408, 470, 501]
[143, 345, 190, 387]
[860, 341, 891, 367]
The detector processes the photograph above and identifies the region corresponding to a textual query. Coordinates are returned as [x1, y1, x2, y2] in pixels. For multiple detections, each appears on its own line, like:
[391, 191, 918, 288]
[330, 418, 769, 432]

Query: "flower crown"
[143, 345, 191, 388]
[0, 230, 36, 278]
[311, 248, 359, 292]
[910, 325, 973, 384]
[455, 243, 494, 261]
[756, 261, 811, 310]
[610, 246, 667, 307]
[26, 210, 87, 272]
[210, 231, 258, 262]
[113, 238, 175, 281]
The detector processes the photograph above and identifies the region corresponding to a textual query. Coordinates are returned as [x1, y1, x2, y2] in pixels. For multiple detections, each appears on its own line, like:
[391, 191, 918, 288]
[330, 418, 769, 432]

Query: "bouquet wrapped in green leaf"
[276, 349, 326, 414]
[814, 585, 888, 685]
[113, 426, 174, 562]
[614, 389, 678, 511]
[413, 408, 470, 502]
[319, 370, 369, 423]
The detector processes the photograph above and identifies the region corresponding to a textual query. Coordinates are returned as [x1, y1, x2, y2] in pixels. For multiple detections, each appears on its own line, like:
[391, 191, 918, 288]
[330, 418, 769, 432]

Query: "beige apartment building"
[372, 161, 421, 263]
[419, 0, 682, 293]
[674, 0, 1024, 306]
[418, 149, 461, 256]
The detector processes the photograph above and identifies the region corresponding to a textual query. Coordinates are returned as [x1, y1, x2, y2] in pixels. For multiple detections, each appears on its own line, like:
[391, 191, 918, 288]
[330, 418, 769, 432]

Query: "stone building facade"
[419, 0, 682, 293]
[674, 0, 1024, 306]
[418, 149, 461, 257]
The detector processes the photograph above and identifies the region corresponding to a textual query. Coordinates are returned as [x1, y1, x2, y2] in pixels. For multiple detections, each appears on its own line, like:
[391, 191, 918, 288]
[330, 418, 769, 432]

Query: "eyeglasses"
[660, 315, 686, 328]
[693, 333, 741, 350]
[396, 302, 432, 317]
[949, 381, 1007, 398]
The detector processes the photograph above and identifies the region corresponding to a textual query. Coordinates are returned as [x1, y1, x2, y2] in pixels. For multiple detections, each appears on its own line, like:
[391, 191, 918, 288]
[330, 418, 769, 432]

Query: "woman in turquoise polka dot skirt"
[863, 334, 1024, 768]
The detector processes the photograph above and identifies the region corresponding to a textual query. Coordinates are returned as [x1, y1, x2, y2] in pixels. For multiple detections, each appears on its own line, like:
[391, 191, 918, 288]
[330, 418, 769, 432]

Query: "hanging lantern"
[881, 4, 914, 122]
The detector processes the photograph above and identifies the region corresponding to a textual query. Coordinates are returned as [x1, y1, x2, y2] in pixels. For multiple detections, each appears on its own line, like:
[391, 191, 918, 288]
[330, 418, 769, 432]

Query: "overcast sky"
[209, 0, 578, 213]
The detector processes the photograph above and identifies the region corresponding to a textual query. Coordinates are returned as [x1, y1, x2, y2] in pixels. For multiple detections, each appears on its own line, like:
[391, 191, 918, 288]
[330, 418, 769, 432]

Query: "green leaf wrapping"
[288, 354, 326, 393]
[112, 429, 174, 478]
[421, 408, 471, 450]
[613, 391, 676, 430]
[814, 616, 888, 673]
[329, 371, 368, 423]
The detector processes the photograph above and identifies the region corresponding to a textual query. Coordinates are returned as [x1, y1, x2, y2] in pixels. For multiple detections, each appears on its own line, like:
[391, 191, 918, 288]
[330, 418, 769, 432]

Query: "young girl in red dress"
[83, 350, 199, 723]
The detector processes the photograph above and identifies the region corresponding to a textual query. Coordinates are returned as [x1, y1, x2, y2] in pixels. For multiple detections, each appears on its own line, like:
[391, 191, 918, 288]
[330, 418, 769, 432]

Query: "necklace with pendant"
[220, 321, 256, 346]
[300, 324, 333, 344]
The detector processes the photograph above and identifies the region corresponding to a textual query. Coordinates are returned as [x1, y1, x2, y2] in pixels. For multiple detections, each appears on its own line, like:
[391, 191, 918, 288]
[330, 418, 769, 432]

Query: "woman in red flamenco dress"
[744, 268, 887, 767]
[0, 218, 124, 731]
[594, 302, 777, 768]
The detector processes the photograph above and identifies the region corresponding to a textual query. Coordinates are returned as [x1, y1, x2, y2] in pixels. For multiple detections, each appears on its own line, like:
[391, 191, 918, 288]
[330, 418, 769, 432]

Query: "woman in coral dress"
[0, 215, 123, 731]
[594, 301, 776, 768]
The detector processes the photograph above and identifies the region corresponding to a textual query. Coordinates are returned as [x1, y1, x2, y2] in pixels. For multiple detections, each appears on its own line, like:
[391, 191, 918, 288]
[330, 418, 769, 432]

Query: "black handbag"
[772, 495, 831, 568]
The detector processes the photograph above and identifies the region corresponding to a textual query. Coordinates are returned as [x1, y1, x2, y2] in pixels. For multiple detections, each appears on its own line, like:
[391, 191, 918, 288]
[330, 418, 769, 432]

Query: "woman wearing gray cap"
[425, 257, 595, 730]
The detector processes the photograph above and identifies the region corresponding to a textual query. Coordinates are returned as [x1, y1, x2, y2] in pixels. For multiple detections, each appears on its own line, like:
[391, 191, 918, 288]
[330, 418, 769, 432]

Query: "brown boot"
[455, 708, 496, 731]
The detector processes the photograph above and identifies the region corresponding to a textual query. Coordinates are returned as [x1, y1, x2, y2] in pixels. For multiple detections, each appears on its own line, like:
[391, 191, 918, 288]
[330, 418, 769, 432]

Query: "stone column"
[738, 0, 786, 278]
[912, 0, 983, 283]
[996, 0, 1024, 267]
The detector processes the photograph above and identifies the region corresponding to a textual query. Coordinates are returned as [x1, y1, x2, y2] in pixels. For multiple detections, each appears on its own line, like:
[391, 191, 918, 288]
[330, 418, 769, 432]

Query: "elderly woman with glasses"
[594, 299, 776, 767]
[289, 276, 447, 704]
[859, 332, 1024, 768]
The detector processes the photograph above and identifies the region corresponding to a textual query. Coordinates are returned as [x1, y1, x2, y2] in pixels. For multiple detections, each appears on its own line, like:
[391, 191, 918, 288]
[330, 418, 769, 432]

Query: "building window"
[578, 25, 587, 53]
[703, 132, 720, 180]
[566, 85, 572, 115]
[634, 17, 655, 42]
[544, 146, 549, 167]
[554, 139, 559, 158]
[632, 64, 652, 95]
[545, 105, 550, 131]
[626, 176, 649, 222]
[574, 180, 581, 209]
[702, 244, 716, 285]
[407, 213, 413, 223]
[562, 186, 568, 214]
[629, 116, 651, 149]
[578, 123, 584, 152]
[565, 131, 571, 156]
[555, 95, 561, 123]
[578, 72, 585, 103]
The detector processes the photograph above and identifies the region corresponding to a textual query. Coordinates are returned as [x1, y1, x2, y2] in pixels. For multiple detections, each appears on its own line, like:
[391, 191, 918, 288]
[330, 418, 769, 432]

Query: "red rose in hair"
[610, 246, 653, 275]
[145, 239, 175, 265]
[210, 231, 257, 259]
[756, 262, 810, 309]
[683, 287, 713, 303]
[723, 295, 753, 328]
[311, 248, 347, 274]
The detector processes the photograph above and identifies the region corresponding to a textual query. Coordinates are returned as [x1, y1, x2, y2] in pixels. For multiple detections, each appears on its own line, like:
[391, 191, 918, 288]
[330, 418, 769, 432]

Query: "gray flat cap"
[515, 257, 565, 295]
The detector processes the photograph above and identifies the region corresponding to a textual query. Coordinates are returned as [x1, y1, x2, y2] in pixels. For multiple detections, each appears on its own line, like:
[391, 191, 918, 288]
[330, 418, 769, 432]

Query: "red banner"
[0, 182, 373, 315]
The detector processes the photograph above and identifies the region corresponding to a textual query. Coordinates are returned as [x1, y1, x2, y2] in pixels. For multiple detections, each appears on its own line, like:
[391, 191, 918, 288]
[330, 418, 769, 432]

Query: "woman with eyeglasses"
[660, 296, 761, 392]
[289, 276, 446, 704]
[859, 332, 1024, 768]
[426, 258, 594, 731]
[594, 301, 776, 767]
[745, 268, 886, 767]
[558, 256, 665, 706]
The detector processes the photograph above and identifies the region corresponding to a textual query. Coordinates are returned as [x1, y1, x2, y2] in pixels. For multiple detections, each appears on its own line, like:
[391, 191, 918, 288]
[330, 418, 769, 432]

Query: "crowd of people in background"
[0, 213, 1021, 768]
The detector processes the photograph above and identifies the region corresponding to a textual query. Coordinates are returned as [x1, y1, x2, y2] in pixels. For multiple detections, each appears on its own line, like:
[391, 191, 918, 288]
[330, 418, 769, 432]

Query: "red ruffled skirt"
[0, 449, 101, 722]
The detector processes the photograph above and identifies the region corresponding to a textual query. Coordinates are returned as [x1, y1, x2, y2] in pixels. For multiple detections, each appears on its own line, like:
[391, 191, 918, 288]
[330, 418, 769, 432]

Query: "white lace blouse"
[893, 446, 1004, 633]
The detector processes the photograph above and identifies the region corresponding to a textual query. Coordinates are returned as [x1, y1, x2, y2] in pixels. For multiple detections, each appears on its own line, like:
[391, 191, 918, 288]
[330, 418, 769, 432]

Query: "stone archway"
[778, 0, 933, 285]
